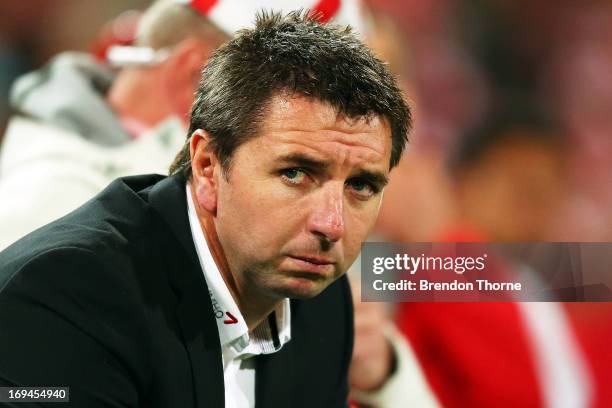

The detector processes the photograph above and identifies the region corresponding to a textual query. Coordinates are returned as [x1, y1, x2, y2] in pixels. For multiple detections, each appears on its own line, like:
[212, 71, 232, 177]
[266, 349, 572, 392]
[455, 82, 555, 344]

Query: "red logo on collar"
[223, 311, 238, 324]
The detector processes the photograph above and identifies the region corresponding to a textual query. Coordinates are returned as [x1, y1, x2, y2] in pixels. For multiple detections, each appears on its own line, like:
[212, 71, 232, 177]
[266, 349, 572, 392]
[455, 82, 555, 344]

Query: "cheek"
[343, 202, 382, 259]
[216, 178, 304, 258]
[352, 194, 383, 231]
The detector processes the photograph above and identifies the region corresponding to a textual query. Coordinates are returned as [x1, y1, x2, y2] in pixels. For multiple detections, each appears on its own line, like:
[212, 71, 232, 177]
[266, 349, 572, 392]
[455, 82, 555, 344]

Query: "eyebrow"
[354, 170, 389, 188]
[277, 153, 331, 171]
[277, 153, 389, 187]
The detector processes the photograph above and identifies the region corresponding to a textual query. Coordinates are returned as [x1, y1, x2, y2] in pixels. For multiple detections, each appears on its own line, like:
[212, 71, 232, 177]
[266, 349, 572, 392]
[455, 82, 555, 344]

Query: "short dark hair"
[169, 10, 412, 177]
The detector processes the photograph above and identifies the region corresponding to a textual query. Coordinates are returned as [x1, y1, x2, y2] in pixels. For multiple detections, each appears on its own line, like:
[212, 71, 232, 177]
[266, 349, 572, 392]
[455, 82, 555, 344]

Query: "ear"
[190, 129, 220, 214]
[163, 38, 213, 121]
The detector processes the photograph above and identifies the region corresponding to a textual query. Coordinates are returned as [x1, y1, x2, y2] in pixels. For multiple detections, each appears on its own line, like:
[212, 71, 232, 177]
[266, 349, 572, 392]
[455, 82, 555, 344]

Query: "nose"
[308, 183, 345, 244]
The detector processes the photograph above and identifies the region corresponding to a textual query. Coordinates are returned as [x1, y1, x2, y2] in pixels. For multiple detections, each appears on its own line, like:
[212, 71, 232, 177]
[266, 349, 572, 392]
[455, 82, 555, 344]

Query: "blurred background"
[0, 0, 610, 407]
[0, 0, 148, 135]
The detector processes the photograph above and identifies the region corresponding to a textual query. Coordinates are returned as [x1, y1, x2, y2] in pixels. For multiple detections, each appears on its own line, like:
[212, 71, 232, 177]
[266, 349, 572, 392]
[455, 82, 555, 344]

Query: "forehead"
[253, 94, 392, 165]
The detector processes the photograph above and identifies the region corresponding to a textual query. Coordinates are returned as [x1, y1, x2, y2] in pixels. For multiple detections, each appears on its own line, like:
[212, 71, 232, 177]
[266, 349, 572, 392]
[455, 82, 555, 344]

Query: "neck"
[188, 183, 280, 331]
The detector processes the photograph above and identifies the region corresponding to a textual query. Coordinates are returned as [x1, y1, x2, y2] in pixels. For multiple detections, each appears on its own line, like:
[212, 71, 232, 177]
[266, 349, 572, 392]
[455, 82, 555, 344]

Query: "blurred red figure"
[392, 121, 612, 407]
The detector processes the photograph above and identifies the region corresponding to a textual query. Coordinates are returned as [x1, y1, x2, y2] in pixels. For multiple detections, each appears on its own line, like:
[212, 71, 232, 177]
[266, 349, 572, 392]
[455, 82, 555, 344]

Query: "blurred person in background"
[388, 115, 610, 407]
[445, 112, 567, 242]
[419, 114, 590, 408]
[0, 0, 227, 249]
[0, 0, 152, 139]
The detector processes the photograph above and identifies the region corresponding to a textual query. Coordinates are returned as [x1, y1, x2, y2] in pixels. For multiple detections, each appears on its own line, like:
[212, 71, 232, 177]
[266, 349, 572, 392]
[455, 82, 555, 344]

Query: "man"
[0, 10, 410, 408]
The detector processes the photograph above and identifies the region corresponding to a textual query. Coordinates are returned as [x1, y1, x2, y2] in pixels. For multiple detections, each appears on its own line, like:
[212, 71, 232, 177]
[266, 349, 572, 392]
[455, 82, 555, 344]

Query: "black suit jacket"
[0, 174, 353, 407]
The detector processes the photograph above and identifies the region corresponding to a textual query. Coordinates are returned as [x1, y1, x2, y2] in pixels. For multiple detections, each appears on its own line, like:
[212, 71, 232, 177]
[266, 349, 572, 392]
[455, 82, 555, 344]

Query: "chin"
[270, 276, 330, 300]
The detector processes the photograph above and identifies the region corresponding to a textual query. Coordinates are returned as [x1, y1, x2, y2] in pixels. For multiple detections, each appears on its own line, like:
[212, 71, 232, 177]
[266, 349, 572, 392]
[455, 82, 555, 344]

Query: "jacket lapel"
[148, 174, 224, 408]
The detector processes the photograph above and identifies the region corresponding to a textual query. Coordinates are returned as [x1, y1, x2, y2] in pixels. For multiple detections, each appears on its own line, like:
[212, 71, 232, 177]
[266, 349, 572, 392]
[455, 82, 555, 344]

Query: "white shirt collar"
[185, 184, 291, 358]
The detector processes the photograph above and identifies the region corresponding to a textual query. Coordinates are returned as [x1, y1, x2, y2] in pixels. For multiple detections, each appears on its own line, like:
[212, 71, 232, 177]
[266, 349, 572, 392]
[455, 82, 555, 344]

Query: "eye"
[280, 168, 308, 185]
[346, 178, 377, 199]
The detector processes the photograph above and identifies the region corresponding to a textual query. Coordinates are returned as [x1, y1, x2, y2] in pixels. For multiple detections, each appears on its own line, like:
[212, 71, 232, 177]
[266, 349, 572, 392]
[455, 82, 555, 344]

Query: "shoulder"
[0, 176, 176, 326]
[0, 245, 155, 405]
[0, 174, 187, 405]
[0, 246, 148, 336]
[0, 174, 166, 278]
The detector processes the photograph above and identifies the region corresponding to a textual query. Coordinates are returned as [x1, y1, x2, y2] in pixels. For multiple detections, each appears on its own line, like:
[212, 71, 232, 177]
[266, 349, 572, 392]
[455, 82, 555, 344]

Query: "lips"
[290, 255, 335, 265]
[286, 255, 336, 275]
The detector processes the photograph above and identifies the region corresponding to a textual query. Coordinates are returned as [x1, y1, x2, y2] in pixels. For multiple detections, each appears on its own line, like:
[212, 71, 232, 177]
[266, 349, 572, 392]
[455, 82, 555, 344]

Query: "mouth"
[285, 255, 336, 276]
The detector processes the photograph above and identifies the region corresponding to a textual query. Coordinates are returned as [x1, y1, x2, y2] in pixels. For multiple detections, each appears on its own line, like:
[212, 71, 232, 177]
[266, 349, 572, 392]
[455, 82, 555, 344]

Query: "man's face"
[209, 95, 392, 300]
